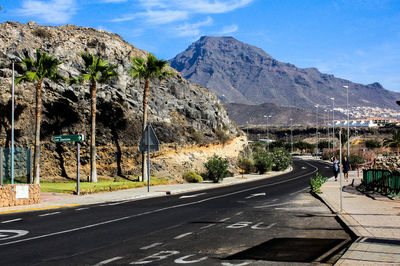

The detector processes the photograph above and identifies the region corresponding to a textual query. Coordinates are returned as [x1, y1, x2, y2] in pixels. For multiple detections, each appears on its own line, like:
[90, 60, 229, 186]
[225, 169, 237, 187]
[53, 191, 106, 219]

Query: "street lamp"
[343, 85, 350, 158]
[330, 97, 335, 155]
[315, 105, 319, 158]
[290, 118, 293, 153]
[11, 60, 15, 184]
[264, 114, 272, 151]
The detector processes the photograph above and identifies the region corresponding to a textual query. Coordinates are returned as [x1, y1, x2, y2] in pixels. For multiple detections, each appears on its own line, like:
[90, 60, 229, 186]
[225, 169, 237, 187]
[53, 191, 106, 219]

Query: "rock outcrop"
[0, 22, 240, 180]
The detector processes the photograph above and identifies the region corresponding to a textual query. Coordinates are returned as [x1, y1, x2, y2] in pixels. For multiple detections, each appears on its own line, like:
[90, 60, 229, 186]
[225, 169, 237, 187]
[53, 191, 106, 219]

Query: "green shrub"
[310, 173, 329, 193]
[237, 156, 255, 174]
[183, 171, 203, 183]
[204, 154, 229, 183]
[271, 148, 292, 171]
[365, 139, 381, 148]
[253, 151, 272, 174]
[349, 154, 365, 169]
[214, 128, 230, 144]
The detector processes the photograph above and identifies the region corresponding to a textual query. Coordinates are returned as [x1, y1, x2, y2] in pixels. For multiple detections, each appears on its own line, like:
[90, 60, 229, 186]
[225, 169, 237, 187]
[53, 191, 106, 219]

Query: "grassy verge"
[40, 177, 170, 194]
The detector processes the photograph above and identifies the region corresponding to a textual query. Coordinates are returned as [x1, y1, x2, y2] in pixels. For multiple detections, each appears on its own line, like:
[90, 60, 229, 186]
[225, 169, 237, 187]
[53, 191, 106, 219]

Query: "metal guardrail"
[362, 169, 400, 197]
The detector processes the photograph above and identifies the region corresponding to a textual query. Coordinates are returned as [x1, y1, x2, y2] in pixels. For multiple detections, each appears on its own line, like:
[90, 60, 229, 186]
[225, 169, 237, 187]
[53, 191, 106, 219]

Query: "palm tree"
[16, 49, 64, 184]
[129, 53, 173, 181]
[80, 53, 118, 182]
[383, 130, 400, 155]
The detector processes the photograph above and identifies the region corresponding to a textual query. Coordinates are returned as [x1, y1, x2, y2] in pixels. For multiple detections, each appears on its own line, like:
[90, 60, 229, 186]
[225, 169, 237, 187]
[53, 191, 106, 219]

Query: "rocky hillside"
[0, 22, 240, 180]
[170, 36, 400, 110]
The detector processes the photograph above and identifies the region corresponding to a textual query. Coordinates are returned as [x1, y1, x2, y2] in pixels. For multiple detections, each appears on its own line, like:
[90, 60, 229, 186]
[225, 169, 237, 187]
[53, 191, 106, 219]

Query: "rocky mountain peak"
[170, 36, 400, 111]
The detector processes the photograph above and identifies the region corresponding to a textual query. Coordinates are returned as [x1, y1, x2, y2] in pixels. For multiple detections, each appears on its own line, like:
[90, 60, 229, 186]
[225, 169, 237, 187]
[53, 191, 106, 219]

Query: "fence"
[0, 148, 32, 185]
[362, 169, 400, 197]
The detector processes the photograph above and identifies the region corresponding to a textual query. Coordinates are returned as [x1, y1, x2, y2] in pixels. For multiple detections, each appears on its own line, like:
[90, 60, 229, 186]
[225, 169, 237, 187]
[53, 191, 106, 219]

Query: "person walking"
[332, 156, 339, 181]
[342, 156, 350, 182]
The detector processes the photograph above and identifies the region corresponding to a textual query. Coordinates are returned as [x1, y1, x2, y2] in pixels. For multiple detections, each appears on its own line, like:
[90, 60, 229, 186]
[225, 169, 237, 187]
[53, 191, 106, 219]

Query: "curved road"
[0, 159, 350, 265]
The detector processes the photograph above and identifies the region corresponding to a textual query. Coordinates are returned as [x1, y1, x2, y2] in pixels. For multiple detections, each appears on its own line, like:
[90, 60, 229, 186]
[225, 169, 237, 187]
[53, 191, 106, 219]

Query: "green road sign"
[54, 134, 84, 143]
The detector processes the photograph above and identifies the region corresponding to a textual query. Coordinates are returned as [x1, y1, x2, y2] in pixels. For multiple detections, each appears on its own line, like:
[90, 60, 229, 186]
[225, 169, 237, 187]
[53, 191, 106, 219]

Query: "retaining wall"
[0, 184, 40, 207]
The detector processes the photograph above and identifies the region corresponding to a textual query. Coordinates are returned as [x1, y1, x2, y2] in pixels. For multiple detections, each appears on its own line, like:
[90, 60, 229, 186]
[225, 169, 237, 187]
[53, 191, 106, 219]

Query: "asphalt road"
[0, 159, 352, 265]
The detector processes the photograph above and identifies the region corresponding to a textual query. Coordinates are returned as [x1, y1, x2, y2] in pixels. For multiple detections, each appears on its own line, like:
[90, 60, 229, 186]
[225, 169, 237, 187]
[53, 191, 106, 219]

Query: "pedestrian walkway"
[0, 170, 290, 214]
[319, 166, 400, 265]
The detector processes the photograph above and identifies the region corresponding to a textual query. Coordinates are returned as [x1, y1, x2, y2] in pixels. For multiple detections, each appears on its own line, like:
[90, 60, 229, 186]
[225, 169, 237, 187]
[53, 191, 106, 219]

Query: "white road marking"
[251, 222, 276, 230]
[200, 224, 215, 229]
[0, 230, 29, 240]
[325, 166, 330, 169]
[245, 193, 266, 199]
[108, 201, 130, 206]
[272, 198, 279, 202]
[174, 254, 208, 264]
[235, 212, 243, 216]
[254, 202, 290, 209]
[140, 242, 163, 250]
[1, 218, 22, 224]
[76, 207, 89, 211]
[218, 218, 231, 222]
[93, 256, 123, 265]
[39, 212, 60, 217]
[301, 167, 307, 169]
[222, 262, 250, 266]
[99, 204, 109, 207]
[174, 232, 193, 239]
[0, 162, 319, 247]
[179, 193, 206, 199]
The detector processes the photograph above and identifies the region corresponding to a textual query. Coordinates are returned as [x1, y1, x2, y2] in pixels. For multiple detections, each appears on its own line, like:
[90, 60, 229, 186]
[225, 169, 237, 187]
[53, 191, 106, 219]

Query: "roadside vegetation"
[40, 177, 170, 194]
[310, 173, 328, 193]
[237, 142, 293, 175]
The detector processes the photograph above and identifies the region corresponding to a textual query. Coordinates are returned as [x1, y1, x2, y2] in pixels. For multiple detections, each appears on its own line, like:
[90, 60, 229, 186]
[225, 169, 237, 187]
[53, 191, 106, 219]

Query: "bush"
[310, 173, 329, 193]
[204, 154, 229, 183]
[214, 128, 230, 144]
[271, 148, 292, 171]
[237, 156, 255, 174]
[183, 171, 203, 183]
[349, 154, 365, 169]
[365, 139, 381, 148]
[253, 151, 272, 174]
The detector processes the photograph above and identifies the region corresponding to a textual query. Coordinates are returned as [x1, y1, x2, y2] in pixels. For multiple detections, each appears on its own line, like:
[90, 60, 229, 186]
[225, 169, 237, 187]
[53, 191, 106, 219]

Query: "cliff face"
[170, 36, 400, 110]
[0, 22, 239, 179]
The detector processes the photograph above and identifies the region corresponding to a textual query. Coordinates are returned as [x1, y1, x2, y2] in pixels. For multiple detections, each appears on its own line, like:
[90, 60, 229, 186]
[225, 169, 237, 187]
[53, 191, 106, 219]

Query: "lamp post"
[325, 109, 330, 154]
[290, 118, 293, 153]
[264, 114, 272, 151]
[330, 97, 335, 155]
[315, 105, 319, 158]
[343, 85, 350, 158]
[11, 60, 15, 184]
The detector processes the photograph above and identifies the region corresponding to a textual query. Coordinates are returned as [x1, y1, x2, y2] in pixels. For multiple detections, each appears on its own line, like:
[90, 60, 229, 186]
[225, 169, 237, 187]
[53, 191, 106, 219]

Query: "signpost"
[139, 124, 160, 192]
[54, 134, 84, 195]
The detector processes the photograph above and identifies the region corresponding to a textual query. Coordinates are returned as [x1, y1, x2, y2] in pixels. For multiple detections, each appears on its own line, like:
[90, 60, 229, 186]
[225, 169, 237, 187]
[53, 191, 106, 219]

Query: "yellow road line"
[0, 204, 80, 214]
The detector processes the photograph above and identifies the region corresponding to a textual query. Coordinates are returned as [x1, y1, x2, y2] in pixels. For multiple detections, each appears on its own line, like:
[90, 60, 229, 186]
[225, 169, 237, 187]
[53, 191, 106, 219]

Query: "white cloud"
[112, 0, 254, 24]
[175, 17, 213, 37]
[112, 9, 188, 24]
[218, 24, 238, 34]
[16, 0, 77, 24]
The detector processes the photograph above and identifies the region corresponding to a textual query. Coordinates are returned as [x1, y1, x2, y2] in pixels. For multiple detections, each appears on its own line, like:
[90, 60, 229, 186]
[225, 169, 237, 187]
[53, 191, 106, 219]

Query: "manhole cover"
[225, 238, 345, 262]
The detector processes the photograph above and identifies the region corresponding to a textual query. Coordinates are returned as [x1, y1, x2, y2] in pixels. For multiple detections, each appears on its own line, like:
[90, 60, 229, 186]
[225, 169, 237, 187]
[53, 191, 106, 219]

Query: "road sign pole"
[76, 142, 80, 196]
[147, 124, 150, 193]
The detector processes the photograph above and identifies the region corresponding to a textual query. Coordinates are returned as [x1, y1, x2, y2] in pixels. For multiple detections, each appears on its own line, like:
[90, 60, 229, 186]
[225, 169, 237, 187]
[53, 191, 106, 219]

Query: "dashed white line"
[174, 232, 193, 239]
[235, 212, 243, 216]
[75, 207, 89, 211]
[93, 256, 123, 266]
[200, 224, 215, 229]
[289, 187, 308, 196]
[140, 242, 163, 250]
[1, 218, 22, 224]
[108, 201, 129, 206]
[272, 198, 279, 202]
[218, 217, 231, 222]
[39, 212, 60, 217]
[179, 193, 206, 199]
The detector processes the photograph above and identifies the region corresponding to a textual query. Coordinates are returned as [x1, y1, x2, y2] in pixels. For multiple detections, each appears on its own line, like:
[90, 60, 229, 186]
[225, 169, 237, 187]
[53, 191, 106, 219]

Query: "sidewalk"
[319, 167, 400, 265]
[0, 170, 290, 214]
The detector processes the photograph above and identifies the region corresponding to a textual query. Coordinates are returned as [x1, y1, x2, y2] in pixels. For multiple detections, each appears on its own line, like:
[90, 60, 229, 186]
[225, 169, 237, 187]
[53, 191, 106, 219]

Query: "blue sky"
[1, 0, 400, 92]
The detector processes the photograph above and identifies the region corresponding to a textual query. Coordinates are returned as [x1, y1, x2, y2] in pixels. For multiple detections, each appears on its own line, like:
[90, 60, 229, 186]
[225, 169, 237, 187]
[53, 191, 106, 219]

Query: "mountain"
[0, 22, 239, 179]
[170, 36, 400, 110]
